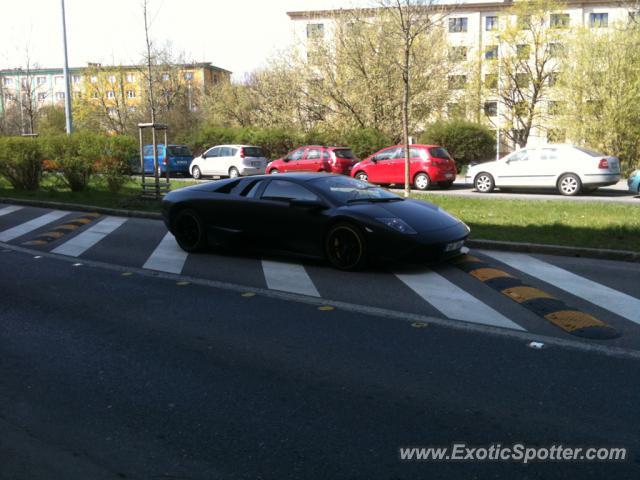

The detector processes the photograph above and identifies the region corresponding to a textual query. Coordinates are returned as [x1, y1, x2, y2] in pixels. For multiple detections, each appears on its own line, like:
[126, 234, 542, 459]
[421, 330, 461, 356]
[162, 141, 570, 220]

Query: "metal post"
[152, 127, 159, 198]
[60, 0, 73, 134]
[139, 126, 145, 186]
[164, 129, 169, 184]
[496, 42, 501, 162]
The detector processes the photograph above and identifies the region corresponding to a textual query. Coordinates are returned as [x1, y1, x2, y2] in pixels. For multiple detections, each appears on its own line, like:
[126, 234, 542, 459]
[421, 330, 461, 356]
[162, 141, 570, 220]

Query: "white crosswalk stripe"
[143, 232, 188, 274]
[52, 216, 128, 257]
[482, 251, 640, 325]
[0, 210, 68, 242]
[0, 205, 23, 217]
[395, 269, 525, 330]
[262, 260, 320, 297]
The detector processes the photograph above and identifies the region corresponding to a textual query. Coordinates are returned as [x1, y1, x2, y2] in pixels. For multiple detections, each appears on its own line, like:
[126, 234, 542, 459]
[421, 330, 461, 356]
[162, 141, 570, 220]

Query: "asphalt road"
[1, 245, 640, 479]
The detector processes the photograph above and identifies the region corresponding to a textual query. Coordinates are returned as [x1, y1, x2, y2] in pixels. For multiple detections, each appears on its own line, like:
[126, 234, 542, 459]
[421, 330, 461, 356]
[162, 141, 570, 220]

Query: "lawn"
[1, 175, 638, 252]
[414, 193, 640, 252]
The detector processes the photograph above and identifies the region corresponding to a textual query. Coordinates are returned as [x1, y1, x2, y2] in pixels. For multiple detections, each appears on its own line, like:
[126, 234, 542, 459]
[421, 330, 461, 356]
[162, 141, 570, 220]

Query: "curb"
[1, 197, 638, 263]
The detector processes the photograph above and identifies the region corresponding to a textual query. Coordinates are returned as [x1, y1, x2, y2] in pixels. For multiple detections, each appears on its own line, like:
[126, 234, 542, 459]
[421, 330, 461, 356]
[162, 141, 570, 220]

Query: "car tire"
[192, 166, 202, 180]
[438, 181, 454, 189]
[558, 173, 582, 196]
[413, 173, 431, 191]
[325, 222, 367, 271]
[269, 168, 279, 174]
[229, 167, 240, 178]
[355, 171, 368, 182]
[173, 209, 207, 253]
[474, 172, 495, 193]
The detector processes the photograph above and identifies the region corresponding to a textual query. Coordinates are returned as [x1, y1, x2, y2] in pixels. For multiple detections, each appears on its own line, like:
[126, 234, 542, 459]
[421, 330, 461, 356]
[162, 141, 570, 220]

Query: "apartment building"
[288, 0, 635, 148]
[0, 62, 231, 117]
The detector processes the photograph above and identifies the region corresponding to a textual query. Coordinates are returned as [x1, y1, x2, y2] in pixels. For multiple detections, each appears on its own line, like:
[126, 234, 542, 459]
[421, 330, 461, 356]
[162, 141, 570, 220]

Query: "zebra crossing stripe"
[0, 206, 23, 217]
[142, 232, 188, 274]
[262, 260, 320, 297]
[0, 210, 68, 242]
[52, 216, 128, 257]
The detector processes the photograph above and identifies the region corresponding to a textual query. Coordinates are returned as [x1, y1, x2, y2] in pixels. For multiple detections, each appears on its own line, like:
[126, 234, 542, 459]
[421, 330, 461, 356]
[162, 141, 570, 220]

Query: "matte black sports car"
[162, 173, 470, 270]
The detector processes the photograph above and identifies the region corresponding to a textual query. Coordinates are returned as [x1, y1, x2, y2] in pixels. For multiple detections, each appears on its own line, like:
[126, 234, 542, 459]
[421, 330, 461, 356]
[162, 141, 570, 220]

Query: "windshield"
[243, 147, 265, 157]
[309, 176, 401, 205]
[167, 146, 192, 156]
[334, 149, 356, 159]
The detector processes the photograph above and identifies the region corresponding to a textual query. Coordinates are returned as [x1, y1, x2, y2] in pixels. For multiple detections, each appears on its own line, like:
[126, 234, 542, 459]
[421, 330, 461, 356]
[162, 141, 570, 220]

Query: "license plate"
[252, 161, 261, 167]
[177, 160, 187, 164]
[445, 240, 464, 252]
[445, 173, 454, 179]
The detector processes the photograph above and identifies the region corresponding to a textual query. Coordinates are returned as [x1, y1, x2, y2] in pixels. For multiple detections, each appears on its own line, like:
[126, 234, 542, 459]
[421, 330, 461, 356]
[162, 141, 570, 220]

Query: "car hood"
[346, 199, 464, 233]
[468, 160, 499, 173]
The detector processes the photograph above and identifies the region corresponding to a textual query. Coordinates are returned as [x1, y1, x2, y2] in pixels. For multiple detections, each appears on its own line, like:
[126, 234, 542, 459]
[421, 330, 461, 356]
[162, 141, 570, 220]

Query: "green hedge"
[0, 137, 43, 190]
[419, 120, 496, 167]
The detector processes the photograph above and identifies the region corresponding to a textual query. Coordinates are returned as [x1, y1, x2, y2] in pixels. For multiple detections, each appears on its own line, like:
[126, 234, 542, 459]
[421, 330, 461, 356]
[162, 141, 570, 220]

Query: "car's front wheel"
[229, 167, 240, 178]
[558, 173, 581, 196]
[474, 172, 495, 193]
[173, 209, 207, 252]
[414, 173, 431, 191]
[355, 171, 368, 182]
[325, 222, 367, 271]
[268, 168, 279, 174]
[191, 166, 202, 180]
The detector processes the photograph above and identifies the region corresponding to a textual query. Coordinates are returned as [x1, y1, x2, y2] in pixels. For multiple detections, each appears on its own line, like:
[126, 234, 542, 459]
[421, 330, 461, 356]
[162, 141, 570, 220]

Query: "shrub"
[342, 128, 392, 159]
[419, 120, 496, 167]
[98, 136, 138, 193]
[0, 136, 43, 190]
[41, 132, 106, 192]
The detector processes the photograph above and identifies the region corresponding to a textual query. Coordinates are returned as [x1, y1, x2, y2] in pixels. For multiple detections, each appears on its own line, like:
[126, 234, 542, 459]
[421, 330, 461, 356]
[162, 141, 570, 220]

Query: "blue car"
[629, 169, 640, 195]
[143, 144, 193, 176]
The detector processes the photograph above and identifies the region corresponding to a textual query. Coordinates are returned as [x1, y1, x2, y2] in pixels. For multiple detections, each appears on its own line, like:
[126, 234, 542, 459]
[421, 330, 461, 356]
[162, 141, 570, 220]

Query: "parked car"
[466, 144, 621, 196]
[162, 173, 469, 270]
[266, 146, 358, 175]
[189, 145, 268, 179]
[350, 144, 457, 191]
[143, 144, 193, 176]
[628, 169, 640, 195]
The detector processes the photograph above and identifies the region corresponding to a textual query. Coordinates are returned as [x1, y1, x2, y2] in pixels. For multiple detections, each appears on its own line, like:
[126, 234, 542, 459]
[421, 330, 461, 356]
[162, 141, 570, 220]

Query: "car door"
[303, 148, 323, 172]
[496, 149, 531, 187]
[217, 146, 232, 175]
[539, 147, 562, 187]
[282, 148, 305, 172]
[368, 147, 399, 183]
[392, 147, 422, 184]
[257, 179, 328, 255]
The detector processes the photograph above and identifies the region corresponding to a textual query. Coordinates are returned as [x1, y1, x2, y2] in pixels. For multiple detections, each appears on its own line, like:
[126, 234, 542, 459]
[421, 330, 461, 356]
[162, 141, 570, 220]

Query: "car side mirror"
[283, 157, 291, 162]
[370, 157, 377, 163]
[289, 198, 328, 210]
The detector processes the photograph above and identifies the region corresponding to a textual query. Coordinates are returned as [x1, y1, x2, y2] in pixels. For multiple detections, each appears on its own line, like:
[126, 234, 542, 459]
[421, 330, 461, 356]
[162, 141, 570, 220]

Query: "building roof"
[0, 62, 231, 76]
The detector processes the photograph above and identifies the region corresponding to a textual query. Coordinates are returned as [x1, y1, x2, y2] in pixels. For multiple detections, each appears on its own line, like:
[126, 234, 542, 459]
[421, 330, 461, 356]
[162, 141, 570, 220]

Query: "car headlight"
[376, 217, 417, 234]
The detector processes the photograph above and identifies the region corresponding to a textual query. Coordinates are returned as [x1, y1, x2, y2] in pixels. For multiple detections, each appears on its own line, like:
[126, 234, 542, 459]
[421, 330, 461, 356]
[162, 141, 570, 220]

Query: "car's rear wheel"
[229, 167, 240, 178]
[355, 171, 368, 182]
[558, 173, 581, 196]
[438, 180, 454, 189]
[474, 172, 495, 193]
[269, 168, 279, 174]
[325, 223, 367, 271]
[173, 209, 207, 253]
[414, 173, 431, 191]
[191, 166, 202, 180]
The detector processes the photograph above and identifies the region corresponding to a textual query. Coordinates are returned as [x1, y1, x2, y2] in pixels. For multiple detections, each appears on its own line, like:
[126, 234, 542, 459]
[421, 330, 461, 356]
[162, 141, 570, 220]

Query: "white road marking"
[482, 251, 640, 325]
[0, 205, 23, 217]
[142, 232, 188, 274]
[52, 216, 128, 257]
[0, 210, 68, 242]
[395, 269, 525, 330]
[262, 260, 320, 297]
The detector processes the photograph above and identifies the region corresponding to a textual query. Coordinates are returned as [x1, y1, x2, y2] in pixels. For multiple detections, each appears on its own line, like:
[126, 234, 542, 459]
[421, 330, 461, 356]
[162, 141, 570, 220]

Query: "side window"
[230, 147, 239, 157]
[394, 148, 421, 159]
[306, 148, 322, 160]
[143, 146, 153, 156]
[240, 179, 265, 198]
[541, 148, 558, 161]
[262, 180, 319, 202]
[288, 149, 304, 161]
[509, 150, 528, 162]
[219, 147, 232, 157]
[374, 148, 397, 161]
[322, 150, 331, 160]
[205, 147, 220, 158]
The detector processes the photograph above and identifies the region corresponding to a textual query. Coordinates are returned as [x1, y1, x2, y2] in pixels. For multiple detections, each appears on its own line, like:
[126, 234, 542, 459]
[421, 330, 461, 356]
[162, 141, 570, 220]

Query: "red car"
[266, 146, 359, 175]
[350, 144, 457, 190]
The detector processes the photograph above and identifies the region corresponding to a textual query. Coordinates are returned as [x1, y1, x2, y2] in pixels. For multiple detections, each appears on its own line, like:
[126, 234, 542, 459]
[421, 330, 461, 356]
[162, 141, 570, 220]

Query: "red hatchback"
[266, 146, 359, 175]
[350, 144, 457, 190]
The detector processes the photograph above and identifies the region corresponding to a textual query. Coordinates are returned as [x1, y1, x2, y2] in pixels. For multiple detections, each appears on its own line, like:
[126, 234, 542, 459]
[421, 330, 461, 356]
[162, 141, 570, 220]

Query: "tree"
[557, 24, 640, 175]
[487, 0, 565, 148]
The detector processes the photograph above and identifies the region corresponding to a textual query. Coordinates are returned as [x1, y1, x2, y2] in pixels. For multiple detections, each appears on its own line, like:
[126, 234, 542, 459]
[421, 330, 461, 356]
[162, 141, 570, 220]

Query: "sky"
[0, 0, 355, 79]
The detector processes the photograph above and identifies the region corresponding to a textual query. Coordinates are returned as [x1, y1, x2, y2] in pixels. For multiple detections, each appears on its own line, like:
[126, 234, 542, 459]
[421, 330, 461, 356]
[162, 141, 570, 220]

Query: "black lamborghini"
[162, 173, 470, 270]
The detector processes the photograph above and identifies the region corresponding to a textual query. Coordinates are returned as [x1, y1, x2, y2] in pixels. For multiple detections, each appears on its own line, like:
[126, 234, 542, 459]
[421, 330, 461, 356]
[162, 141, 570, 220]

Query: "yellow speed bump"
[545, 310, 607, 333]
[241, 292, 256, 297]
[318, 305, 335, 311]
[411, 322, 429, 328]
[502, 286, 555, 303]
[470, 268, 513, 282]
[176, 281, 190, 286]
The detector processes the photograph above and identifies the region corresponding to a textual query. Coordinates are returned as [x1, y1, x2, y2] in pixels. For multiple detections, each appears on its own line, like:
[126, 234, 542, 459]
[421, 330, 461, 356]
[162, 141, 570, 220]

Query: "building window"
[447, 102, 466, 118]
[549, 42, 564, 57]
[183, 72, 193, 81]
[484, 74, 498, 89]
[126, 73, 136, 82]
[107, 90, 115, 99]
[126, 90, 136, 98]
[449, 17, 468, 33]
[449, 46, 467, 62]
[54, 76, 63, 86]
[55, 92, 65, 101]
[108, 75, 116, 83]
[484, 101, 498, 117]
[37, 92, 47, 102]
[485, 16, 498, 31]
[306, 23, 325, 39]
[2, 77, 13, 86]
[37, 76, 47, 85]
[485, 45, 498, 60]
[516, 44, 530, 59]
[448, 75, 467, 90]
[550, 13, 570, 28]
[71, 75, 81, 84]
[515, 73, 529, 89]
[590, 12, 608, 28]
[107, 107, 117, 116]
